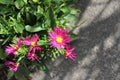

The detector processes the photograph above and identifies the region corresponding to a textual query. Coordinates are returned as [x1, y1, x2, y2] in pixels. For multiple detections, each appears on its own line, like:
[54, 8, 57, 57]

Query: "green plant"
[0, 0, 79, 79]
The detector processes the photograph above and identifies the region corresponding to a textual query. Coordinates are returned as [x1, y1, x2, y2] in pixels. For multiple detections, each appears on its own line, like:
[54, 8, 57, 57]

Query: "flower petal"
[5, 61, 19, 72]
[23, 37, 31, 45]
[31, 34, 39, 42]
[5, 46, 16, 55]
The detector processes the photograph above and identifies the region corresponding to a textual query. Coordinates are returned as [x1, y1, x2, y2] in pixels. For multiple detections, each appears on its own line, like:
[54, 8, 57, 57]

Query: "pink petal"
[28, 52, 38, 61]
[23, 37, 31, 45]
[64, 46, 76, 61]
[31, 34, 39, 42]
[68, 53, 77, 61]
[5, 61, 19, 72]
[16, 38, 21, 47]
[5, 46, 16, 55]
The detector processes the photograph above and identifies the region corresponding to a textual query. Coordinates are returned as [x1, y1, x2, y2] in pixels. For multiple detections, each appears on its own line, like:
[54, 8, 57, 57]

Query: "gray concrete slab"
[32, 0, 120, 80]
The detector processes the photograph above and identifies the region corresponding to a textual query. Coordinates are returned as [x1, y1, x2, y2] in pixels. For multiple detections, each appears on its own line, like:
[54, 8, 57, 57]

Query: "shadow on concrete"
[37, 0, 120, 80]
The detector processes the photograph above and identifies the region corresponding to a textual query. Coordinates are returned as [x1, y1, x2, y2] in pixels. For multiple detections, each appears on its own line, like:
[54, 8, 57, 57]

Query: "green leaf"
[17, 12, 22, 21]
[32, 0, 39, 3]
[25, 24, 46, 32]
[14, 23, 24, 33]
[0, 48, 7, 60]
[0, 0, 14, 5]
[36, 6, 44, 19]
[0, 23, 9, 34]
[0, 17, 9, 27]
[7, 71, 14, 79]
[70, 8, 80, 14]
[15, 71, 25, 80]
[60, 6, 70, 14]
[15, 65, 30, 80]
[10, 17, 24, 33]
[21, 64, 30, 77]
[53, 0, 62, 4]
[44, 0, 51, 4]
[18, 47, 28, 55]
[70, 33, 79, 41]
[37, 6, 44, 14]
[64, 14, 78, 21]
[40, 62, 49, 74]
[48, 7, 55, 29]
[0, 5, 13, 15]
[2, 35, 11, 45]
[38, 40, 48, 46]
[23, 0, 28, 4]
[15, 0, 25, 9]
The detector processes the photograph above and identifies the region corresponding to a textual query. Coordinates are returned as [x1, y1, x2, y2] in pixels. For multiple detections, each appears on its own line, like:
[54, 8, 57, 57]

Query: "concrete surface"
[32, 0, 120, 80]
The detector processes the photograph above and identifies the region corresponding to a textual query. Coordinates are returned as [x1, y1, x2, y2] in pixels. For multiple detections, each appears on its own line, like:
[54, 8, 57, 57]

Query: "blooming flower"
[23, 34, 42, 52]
[5, 38, 21, 55]
[49, 27, 70, 49]
[64, 46, 76, 61]
[5, 61, 19, 72]
[28, 52, 38, 61]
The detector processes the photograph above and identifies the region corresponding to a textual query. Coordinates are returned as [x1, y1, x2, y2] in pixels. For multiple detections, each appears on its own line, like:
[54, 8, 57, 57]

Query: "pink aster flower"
[64, 46, 76, 61]
[49, 27, 70, 49]
[5, 38, 21, 55]
[5, 61, 19, 72]
[28, 52, 38, 61]
[23, 34, 42, 52]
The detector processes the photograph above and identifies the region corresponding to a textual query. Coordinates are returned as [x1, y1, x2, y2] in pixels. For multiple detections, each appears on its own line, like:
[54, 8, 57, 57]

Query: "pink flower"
[5, 38, 21, 55]
[5, 61, 19, 72]
[64, 46, 76, 61]
[28, 52, 38, 61]
[49, 27, 70, 49]
[23, 34, 42, 52]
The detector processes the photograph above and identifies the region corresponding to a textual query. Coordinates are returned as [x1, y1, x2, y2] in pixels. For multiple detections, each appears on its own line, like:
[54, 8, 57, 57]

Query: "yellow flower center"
[56, 36, 63, 43]
[64, 51, 69, 56]
[31, 41, 36, 47]
[14, 45, 19, 50]
[14, 63, 19, 67]
[31, 53, 35, 57]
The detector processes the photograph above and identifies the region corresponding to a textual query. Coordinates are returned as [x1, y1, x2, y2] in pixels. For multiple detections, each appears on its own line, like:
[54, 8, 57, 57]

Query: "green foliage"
[70, 33, 79, 41]
[7, 71, 14, 79]
[0, 48, 7, 60]
[15, 64, 31, 80]
[25, 23, 46, 32]
[0, 0, 14, 5]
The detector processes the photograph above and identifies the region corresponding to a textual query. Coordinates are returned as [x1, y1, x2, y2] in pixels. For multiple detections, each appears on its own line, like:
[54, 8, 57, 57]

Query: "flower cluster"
[5, 27, 76, 72]
[49, 27, 76, 60]
[5, 34, 42, 72]
[5, 38, 21, 56]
